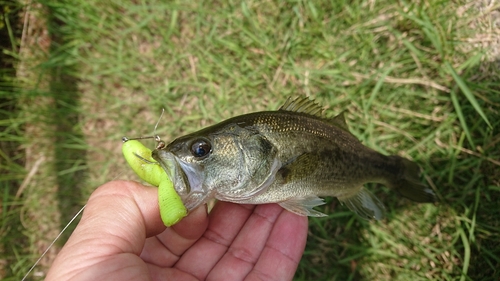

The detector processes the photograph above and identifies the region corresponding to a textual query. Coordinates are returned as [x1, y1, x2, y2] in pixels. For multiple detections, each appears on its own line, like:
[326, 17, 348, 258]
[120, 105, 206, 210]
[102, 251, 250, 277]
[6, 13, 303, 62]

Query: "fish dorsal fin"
[331, 111, 349, 131]
[279, 96, 352, 133]
[279, 96, 324, 117]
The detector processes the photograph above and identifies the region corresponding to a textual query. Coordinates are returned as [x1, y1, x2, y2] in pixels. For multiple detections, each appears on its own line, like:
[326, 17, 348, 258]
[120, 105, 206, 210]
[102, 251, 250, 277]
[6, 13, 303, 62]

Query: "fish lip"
[152, 149, 189, 194]
[152, 149, 205, 211]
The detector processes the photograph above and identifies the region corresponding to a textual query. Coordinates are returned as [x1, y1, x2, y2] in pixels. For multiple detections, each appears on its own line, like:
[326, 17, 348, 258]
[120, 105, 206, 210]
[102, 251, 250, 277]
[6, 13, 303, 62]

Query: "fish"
[152, 96, 436, 220]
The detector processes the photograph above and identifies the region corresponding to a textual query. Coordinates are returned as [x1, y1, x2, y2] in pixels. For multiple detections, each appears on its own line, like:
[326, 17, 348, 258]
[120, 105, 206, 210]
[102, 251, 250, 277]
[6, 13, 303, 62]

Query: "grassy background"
[1, 0, 499, 280]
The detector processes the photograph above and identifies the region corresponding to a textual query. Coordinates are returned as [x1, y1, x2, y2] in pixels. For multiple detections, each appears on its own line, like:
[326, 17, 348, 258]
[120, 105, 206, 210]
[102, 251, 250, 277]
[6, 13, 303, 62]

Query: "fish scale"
[153, 96, 436, 220]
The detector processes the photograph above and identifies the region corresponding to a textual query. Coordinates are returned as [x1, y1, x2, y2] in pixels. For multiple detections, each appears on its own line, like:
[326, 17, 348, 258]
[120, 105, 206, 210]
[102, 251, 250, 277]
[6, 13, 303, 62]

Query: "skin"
[45, 180, 308, 281]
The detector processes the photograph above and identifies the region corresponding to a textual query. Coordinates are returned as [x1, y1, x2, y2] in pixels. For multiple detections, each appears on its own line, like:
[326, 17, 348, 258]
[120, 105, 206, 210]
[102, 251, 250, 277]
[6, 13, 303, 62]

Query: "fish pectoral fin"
[338, 187, 385, 220]
[279, 196, 327, 217]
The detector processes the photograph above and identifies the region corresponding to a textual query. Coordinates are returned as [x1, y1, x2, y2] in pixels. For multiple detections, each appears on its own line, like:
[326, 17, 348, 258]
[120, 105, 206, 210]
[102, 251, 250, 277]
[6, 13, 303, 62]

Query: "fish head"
[152, 123, 280, 211]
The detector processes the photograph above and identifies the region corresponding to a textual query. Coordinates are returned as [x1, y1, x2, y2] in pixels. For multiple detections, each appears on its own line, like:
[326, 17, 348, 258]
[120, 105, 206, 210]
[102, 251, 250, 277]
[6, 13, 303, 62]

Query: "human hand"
[45, 180, 308, 281]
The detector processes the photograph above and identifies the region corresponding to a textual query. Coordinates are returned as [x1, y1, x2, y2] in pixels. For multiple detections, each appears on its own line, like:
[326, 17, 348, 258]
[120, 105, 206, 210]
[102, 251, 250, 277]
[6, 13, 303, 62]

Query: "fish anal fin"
[279, 196, 327, 217]
[338, 187, 385, 220]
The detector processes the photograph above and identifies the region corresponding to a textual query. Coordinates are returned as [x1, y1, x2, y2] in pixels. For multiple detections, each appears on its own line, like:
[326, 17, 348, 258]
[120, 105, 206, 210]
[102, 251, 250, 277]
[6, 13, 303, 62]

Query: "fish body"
[153, 97, 435, 219]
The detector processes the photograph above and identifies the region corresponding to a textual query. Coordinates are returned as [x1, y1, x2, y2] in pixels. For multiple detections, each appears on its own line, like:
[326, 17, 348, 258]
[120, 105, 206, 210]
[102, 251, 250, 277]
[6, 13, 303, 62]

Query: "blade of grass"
[450, 89, 475, 148]
[445, 61, 492, 128]
[458, 227, 471, 281]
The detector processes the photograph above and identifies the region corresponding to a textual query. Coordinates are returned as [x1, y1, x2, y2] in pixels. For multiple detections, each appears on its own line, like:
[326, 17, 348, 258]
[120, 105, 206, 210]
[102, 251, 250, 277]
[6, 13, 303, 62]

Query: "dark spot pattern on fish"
[277, 166, 291, 182]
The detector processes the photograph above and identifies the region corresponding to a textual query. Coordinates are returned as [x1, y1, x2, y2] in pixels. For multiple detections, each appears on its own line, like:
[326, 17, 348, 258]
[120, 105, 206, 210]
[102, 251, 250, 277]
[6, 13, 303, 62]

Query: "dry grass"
[1, 0, 499, 280]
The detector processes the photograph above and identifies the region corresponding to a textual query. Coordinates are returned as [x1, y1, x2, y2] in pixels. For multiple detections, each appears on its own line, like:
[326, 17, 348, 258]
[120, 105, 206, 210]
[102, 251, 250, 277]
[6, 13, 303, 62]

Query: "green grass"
[1, 0, 499, 280]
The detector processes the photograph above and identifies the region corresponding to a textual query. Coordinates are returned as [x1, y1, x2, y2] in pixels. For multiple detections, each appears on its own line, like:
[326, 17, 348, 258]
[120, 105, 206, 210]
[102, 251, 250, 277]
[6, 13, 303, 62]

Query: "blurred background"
[1, 0, 499, 280]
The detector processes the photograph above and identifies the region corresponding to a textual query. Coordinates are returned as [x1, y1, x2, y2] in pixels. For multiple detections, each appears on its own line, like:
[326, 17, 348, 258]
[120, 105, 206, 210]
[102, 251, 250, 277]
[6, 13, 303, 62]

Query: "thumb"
[45, 180, 165, 281]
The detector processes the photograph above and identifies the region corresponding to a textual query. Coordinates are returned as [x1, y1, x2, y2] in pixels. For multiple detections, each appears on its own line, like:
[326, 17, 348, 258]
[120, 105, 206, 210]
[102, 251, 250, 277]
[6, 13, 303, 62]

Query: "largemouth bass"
[152, 96, 435, 220]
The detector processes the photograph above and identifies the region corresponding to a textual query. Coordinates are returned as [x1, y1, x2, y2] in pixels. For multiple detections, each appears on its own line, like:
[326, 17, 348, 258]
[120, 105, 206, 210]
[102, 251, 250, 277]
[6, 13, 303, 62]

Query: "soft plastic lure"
[122, 137, 187, 227]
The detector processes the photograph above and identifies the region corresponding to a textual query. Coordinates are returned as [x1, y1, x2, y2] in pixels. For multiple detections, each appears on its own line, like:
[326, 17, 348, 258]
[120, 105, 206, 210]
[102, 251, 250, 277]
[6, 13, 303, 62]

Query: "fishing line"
[21, 205, 86, 281]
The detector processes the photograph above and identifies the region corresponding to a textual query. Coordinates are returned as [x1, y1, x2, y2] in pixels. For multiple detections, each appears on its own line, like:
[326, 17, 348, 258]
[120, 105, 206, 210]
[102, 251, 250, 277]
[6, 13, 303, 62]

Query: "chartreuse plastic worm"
[122, 138, 187, 226]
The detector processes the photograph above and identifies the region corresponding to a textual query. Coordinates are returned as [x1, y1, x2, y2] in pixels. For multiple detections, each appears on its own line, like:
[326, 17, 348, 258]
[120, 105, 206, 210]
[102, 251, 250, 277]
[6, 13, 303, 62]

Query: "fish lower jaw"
[180, 191, 213, 211]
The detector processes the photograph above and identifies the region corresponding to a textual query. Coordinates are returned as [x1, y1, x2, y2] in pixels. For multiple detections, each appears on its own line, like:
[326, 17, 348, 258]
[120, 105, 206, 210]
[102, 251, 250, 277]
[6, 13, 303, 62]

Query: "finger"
[46, 180, 164, 281]
[173, 201, 256, 280]
[245, 210, 308, 281]
[140, 204, 208, 267]
[207, 203, 285, 280]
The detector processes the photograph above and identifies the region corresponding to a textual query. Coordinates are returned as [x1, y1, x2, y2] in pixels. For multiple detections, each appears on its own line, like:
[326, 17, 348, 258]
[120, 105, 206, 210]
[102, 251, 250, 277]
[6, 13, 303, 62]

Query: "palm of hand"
[45, 181, 308, 281]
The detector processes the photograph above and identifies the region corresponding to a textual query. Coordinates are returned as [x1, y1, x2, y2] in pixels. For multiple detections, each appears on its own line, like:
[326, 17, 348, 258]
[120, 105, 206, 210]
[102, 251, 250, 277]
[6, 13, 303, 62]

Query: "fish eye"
[190, 139, 212, 158]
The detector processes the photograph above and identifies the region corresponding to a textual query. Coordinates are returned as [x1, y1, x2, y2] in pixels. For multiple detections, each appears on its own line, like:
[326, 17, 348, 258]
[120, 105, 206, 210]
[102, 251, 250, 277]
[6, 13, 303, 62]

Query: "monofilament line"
[21, 205, 86, 281]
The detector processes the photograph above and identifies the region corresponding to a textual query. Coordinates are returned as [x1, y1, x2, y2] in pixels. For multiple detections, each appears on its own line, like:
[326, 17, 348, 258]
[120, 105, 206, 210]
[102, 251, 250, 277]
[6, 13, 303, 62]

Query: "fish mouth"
[152, 149, 206, 211]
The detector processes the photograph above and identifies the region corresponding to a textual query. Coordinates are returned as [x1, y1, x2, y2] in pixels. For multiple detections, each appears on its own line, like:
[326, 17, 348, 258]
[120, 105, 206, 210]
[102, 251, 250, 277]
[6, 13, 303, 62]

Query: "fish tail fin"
[389, 157, 436, 203]
[338, 187, 385, 220]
